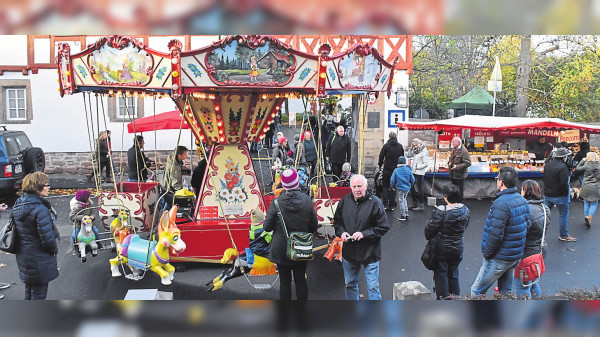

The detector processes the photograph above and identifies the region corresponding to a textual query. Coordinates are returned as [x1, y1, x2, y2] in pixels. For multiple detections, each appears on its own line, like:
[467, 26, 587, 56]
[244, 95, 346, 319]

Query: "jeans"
[342, 258, 381, 300]
[396, 190, 409, 216]
[584, 200, 598, 217]
[278, 263, 308, 300]
[451, 178, 465, 201]
[433, 256, 462, 299]
[470, 258, 519, 296]
[544, 195, 570, 238]
[411, 174, 425, 205]
[513, 276, 541, 299]
[25, 282, 49, 300]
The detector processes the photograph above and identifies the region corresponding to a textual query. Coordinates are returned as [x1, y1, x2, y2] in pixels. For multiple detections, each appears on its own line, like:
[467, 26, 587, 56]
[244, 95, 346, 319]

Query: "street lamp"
[395, 87, 408, 108]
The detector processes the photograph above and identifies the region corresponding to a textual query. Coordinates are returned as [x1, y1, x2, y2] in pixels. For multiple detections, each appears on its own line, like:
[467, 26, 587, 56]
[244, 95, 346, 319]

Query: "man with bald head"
[333, 174, 390, 300]
[326, 125, 352, 180]
[448, 136, 471, 201]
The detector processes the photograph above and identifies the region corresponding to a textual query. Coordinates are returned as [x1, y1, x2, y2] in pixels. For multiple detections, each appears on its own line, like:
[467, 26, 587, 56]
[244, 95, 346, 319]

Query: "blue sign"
[388, 109, 406, 128]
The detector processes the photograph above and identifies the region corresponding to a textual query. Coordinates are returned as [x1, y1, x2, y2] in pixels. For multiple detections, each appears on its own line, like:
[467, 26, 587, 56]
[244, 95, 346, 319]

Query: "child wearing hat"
[337, 162, 353, 187]
[390, 156, 415, 221]
[70, 189, 100, 243]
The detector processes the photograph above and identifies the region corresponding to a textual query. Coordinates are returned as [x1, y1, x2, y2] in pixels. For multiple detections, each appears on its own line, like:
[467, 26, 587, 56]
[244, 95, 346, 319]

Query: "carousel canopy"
[57, 35, 399, 145]
[398, 115, 600, 133]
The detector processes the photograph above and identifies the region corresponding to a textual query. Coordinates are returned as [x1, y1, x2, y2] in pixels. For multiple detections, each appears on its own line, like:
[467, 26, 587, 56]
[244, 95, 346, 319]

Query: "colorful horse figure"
[109, 206, 186, 285]
[207, 248, 277, 291]
[110, 210, 132, 253]
[76, 216, 98, 263]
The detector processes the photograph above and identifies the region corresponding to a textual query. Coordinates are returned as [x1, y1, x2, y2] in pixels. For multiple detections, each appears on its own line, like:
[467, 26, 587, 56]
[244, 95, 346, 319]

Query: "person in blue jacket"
[390, 156, 414, 221]
[471, 166, 530, 297]
[13, 172, 59, 300]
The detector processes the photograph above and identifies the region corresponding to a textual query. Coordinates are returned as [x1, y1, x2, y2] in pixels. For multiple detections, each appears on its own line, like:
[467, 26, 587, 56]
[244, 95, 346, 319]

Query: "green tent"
[447, 85, 494, 116]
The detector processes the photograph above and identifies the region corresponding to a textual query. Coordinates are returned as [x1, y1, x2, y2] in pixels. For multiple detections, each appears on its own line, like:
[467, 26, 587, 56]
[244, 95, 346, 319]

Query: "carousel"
[56, 35, 397, 286]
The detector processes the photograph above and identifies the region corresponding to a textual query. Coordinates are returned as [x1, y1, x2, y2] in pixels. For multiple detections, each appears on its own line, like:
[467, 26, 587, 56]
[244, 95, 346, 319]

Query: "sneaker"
[0, 282, 9, 290]
[559, 235, 577, 242]
[396, 216, 407, 221]
[585, 215, 592, 229]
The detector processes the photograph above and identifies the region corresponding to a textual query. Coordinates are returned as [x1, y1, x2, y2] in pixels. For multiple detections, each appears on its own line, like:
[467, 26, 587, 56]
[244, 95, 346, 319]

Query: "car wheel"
[24, 147, 45, 173]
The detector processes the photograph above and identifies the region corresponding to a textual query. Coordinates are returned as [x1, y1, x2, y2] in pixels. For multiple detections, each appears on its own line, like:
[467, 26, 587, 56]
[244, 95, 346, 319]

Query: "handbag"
[514, 205, 547, 286]
[0, 215, 16, 254]
[421, 234, 439, 270]
[274, 199, 313, 261]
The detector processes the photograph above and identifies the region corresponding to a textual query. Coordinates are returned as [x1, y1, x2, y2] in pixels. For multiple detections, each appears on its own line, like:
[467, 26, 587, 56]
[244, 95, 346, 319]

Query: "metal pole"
[492, 85, 497, 117]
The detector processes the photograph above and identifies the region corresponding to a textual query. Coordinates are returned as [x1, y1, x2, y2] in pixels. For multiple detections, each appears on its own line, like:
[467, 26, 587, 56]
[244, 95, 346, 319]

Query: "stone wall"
[44, 150, 195, 175]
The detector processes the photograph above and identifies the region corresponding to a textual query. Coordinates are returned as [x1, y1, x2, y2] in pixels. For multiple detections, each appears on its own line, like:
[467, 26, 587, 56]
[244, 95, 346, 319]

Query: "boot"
[585, 215, 592, 229]
[86, 173, 93, 182]
[413, 203, 425, 211]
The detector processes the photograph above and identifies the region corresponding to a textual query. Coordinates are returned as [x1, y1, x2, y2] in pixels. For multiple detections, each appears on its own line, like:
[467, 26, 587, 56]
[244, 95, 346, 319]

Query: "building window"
[107, 96, 144, 122]
[117, 97, 137, 118]
[6, 88, 27, 120]
[0, 80, 33, 124]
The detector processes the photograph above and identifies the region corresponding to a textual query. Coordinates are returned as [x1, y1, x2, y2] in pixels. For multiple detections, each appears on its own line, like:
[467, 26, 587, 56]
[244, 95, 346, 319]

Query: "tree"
[515, 36, 532, 117]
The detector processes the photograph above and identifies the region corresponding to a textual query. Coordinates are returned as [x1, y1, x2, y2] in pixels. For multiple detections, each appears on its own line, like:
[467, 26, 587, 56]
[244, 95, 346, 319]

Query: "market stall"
[398, 115, 600, 199]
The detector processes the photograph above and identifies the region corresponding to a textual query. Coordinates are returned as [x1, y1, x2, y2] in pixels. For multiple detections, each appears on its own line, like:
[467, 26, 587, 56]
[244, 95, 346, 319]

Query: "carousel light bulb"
[215, 106, 220, 111]
[275, 94, 280, 98]
[219, 130, 223, 135]
[262, 95, 267, 99]
[217, 121, 223, 127]
[320, 73, 326, 78]
[171, 58, 178, 64]
[172, 71, 179, 78]
[259, 134, 265, 140]
[172, 84, 179, 90]
[321, 60, 327, 67]
[276, 106, 280, 110]
[220, 136, 225, 142]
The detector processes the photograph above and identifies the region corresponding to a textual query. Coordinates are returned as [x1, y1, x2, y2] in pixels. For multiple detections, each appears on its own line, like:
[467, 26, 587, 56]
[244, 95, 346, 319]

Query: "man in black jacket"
[378, 132, 404, 210]
[543, 147, 576, 242]
[127, 135, 153, 182]
[326, 126, 352, 180]
[333, 174, 390, 300]
[87, 131, 113, 183]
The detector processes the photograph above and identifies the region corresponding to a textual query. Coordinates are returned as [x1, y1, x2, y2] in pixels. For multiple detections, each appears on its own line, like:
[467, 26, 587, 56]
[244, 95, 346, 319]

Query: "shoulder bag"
[421, 206, 444, 270]
[514, 205, 547, 286]
[0, 214, 16, 254]
[274, 199, 313, 261]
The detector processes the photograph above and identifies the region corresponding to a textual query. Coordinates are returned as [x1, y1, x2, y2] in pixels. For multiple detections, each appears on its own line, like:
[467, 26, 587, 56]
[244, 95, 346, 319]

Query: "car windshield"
[4, 134, 32, 156]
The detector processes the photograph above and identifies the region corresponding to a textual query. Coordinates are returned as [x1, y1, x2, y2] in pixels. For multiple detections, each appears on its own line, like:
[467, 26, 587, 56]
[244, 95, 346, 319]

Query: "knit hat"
[554, 147, 569, 158]
[342, 162, 351, 172]
[279, 136, 287, 145]
[398, 156, 407, 164]
[251, 208, 265, 224]
[281, 168, 299, 190]
[294, 134, 300, 141]
[75, 190, 91, 202]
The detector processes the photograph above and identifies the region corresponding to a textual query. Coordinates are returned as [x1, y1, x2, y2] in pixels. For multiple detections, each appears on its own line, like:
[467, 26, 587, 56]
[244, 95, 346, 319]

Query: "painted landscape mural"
[89, 44, 152, 84]
[207, 40, 293, 84]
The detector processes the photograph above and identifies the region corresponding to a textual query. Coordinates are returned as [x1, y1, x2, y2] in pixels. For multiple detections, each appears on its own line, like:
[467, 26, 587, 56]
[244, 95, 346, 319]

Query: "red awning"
[397, 115, 600, 133]
[127, 110, 190, 133]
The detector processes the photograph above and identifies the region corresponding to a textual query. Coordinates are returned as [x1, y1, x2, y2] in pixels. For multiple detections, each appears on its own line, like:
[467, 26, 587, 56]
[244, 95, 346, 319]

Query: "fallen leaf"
[0, 263, 5, 267]
[567, 248, 576, 252]
[566, 272, 571, 275]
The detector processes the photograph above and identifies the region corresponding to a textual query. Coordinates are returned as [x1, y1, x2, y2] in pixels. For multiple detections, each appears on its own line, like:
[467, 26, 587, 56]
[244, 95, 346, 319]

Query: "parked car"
[0, 127, 45, 197]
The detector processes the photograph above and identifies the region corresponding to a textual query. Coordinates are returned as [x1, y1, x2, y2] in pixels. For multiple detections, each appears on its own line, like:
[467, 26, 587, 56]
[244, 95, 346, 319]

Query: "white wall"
[386, 70, 410, 147]
[0, 36, 27, 65]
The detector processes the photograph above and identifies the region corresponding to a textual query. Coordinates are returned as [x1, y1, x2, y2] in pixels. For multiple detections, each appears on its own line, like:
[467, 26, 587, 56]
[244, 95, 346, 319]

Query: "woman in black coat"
[264, 168, 318, 300]
[13, 172, 59, 300]
[424, 184, 470, 299]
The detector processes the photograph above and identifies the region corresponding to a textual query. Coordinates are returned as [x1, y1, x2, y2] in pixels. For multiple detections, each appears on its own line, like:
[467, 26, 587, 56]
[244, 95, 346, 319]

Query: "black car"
[0, 128, 45, 197]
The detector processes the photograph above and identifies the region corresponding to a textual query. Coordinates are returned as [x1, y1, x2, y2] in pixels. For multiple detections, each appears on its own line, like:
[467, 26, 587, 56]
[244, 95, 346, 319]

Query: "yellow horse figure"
[109, 206, 186, 285]
[110, 210, 133, 253]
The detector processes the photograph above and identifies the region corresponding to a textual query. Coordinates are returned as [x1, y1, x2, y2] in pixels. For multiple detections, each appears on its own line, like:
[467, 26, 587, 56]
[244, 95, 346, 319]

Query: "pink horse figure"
[109, 206, 186, 285]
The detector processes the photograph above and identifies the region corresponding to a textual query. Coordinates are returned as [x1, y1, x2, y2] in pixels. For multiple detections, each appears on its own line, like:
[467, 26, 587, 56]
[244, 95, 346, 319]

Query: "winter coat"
[300, 139, 317, 162]
[95, 138, 110, 163]
[263, 189, 318, 265]
[13, 193, 59, 285]
[528, 140, 552, 161]
[161, 153, 183, 193]
[448, 145, 471, 179]
[390, 165, 414, 192]
[249, 222, 271, 258]
[271, 144, 288, 168]
[523, 199, 550, 258]
[543, 159, 570, 197]
[333, 189, 390, 264]
[425, 203, 470, 259]
[378, 138, 405, 174]
[325, 133, 351, 165]
[406, 145, 429, 176]
[69, 197, 94, 226]
[481, 187, 529, 262]
[127, 145, 151, 181]
[575, 160, 600, 201]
